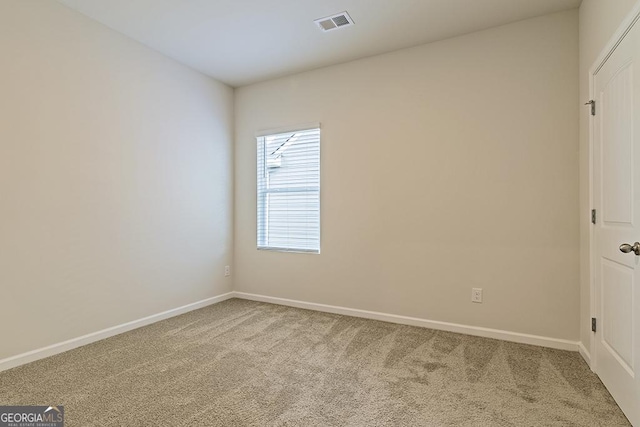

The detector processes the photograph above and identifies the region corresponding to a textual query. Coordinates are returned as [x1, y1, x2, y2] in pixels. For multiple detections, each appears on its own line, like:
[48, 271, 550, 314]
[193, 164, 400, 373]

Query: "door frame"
[588, 0, 640, 371]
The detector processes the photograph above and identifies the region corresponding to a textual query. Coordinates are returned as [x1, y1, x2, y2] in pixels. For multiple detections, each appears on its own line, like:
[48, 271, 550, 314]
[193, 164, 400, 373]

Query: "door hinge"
[585, 100, 596, 116]
[591, 209, 597, 224]
[592, 317, 597, 332]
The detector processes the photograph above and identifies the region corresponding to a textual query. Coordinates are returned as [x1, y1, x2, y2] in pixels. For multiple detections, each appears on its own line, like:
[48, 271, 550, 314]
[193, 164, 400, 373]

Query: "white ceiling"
[58, 0, 581, 87]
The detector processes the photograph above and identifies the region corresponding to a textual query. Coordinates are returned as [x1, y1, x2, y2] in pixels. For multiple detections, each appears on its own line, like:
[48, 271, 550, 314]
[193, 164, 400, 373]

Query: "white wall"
[0, 1, 233, 360]
[578, 0, 639, 355]
[235, 11, 579, 341]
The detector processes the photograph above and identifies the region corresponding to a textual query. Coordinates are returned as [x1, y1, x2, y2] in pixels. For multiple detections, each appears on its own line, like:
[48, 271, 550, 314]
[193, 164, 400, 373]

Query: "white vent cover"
[314, 11, 354, 32]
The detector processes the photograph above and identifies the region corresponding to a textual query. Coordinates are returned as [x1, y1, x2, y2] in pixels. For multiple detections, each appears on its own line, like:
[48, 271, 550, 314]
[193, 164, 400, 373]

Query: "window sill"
[257, 246, 320, 254]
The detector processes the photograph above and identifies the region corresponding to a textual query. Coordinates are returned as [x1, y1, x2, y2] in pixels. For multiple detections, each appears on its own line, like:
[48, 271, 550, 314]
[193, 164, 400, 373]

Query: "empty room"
[1, 0, 639, 425]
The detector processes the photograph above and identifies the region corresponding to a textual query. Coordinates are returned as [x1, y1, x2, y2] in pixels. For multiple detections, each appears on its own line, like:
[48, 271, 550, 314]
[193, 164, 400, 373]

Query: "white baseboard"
[578, 342, 592, 368]
[1, 290, 580, 373]
[0, 292, 234, 373]
[233, 292, 580, 352]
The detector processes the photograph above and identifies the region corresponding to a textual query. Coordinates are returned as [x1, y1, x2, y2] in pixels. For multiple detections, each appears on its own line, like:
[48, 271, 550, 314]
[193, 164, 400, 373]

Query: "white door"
[593, 14, 640, 426]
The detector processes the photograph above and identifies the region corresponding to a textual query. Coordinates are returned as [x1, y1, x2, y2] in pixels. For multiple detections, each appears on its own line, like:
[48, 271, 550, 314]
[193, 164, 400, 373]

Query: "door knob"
[619, 242, 640, 255]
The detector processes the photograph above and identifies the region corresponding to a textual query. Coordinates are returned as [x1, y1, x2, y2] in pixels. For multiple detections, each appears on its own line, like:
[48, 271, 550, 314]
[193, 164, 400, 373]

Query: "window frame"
[256, 124, 321, 254]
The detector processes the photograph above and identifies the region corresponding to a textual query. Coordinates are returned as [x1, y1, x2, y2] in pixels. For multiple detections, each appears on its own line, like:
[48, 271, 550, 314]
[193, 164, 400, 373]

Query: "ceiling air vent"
[314, 11, 354, 32]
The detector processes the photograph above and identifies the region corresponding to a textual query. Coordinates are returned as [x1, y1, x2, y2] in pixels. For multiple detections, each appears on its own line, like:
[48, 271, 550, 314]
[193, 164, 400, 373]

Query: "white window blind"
[257, 127, 320, 253]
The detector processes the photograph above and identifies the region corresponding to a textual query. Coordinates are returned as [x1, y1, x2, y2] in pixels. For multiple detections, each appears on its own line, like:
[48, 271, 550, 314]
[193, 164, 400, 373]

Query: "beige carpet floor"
[0, 299, 630, 426]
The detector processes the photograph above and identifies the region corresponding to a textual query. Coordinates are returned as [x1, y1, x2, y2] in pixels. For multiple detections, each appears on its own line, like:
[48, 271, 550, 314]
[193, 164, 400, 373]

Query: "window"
[257, 126, 320, 253]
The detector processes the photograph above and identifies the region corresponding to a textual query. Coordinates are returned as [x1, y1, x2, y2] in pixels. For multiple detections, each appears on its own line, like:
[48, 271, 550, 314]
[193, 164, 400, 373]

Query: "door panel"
[601, 259, 634, 373]
[602, 63, 634, 224]
[593, 14, 640, 426]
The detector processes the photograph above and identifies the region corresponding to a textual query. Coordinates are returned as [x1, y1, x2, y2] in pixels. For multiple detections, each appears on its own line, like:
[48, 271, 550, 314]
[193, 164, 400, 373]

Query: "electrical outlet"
[224, 265, 230, 277]
[472, 288, 483, 303]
